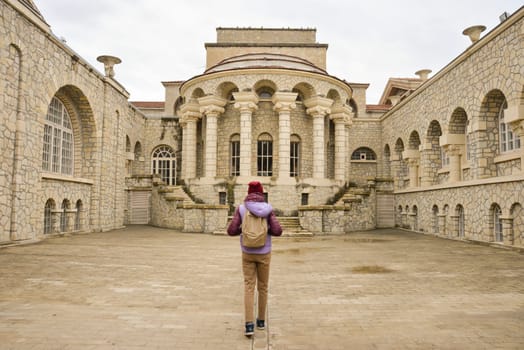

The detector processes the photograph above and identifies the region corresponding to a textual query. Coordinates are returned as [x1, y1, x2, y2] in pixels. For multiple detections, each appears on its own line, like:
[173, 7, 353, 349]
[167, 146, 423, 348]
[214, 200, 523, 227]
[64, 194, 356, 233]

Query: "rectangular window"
[301, 193, 309, 205]
[257, 140, 273, 176]
[290, 142, 300, 177]
[230, 141, 240, 176]
[219, 192, 227, 205]
[441, 148, 450, 167]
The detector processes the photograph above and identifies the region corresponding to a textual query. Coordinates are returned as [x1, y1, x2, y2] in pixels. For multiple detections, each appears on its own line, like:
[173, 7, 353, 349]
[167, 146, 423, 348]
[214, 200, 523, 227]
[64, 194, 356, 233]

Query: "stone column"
[305, 97, 333, 179]
[390, 155, 402, 190]
[273, 92, 297, 182]
[198, 96, 226, 179]
[403, 149, 420, 188]
[446, 145, 463, 183]
[233, 91, 259, 178]
[331, 105, 352, 182]
[180, 102, 201, 181]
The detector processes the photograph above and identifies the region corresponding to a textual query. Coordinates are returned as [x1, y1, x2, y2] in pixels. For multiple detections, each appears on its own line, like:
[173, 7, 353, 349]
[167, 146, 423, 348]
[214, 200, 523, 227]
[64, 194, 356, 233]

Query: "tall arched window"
[230, 134, 240, 176]
[499, 100, 521, 153]
[257, 133, 273, 176]
[456, 204, 465, 238]
[290, 134, 301, 177]
[432, 205, 439, 234]
[75, 200, 83, 231]
[42, 97, 74, 175]
[44, 199, 55, 234]
[491, 203, 503, 242]
[60, 199, 70, 232]
[151, 145, 177, 185]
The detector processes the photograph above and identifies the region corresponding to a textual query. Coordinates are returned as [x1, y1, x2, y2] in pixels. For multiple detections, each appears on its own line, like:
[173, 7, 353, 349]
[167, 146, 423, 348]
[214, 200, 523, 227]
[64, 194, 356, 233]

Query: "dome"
[205, 53, 328, 75]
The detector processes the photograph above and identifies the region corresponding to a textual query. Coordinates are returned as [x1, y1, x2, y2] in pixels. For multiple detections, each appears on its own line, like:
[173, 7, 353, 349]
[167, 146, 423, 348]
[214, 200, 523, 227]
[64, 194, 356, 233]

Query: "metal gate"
[376, 193, 395, 228]
[128, 190, 151, 224]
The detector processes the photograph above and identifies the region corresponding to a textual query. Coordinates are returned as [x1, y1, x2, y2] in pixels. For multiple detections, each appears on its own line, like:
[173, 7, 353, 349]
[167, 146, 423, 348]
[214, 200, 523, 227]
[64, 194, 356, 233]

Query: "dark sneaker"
[245, 322, 254, 336]
[256, 319, 265, 330]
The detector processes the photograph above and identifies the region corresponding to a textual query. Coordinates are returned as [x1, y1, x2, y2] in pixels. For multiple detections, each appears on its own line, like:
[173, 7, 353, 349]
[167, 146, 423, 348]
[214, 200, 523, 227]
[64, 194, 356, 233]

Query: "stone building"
[1, 0, 522, 248]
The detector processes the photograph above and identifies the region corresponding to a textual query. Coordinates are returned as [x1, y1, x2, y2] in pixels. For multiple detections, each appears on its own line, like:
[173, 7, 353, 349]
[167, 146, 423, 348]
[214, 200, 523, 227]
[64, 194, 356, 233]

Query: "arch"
[125, 135, 131, 152]
[292, 82, 316, 101]
[383, 144, 391, 177]
[151, 145, 177, 185]
[351, 147, 376, 161]
[412, 205, 418, 231]
[216, 81, 239, 101]
[448, 107, 468, 134]
[51, 85, 97, 178]
[42, 96, 74, 175]
[395, 138, 405, 156]
[254, 80, 277, 99]
[44, 199, 55, 234]
[75, 199, 83, 231]
[190, 88, 205, 99]
[60, 199, 70, 232]
[432, 205, 439, 234]
[490, 203, 503, 242]
[455, 204, 465, 238]
[326, 89, 342, 104]
[134, 141, 142, 160]
[408, 131, 421, 150]
[174, 96, 184, 115]
[498, 98, 521, 153]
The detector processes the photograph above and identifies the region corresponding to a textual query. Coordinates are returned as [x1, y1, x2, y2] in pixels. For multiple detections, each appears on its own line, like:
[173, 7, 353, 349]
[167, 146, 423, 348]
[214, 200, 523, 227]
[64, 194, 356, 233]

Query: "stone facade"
[1, 0, 523, 249]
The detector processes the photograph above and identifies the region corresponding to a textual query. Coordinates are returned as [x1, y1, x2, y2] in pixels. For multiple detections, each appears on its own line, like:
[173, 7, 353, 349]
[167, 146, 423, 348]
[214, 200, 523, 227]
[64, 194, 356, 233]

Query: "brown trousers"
[242, 252, 271, 323]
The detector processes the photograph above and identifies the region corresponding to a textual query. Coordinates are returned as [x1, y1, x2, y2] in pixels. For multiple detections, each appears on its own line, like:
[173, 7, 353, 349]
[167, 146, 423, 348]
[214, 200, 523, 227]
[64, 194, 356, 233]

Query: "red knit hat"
[247, 181, 264, 194]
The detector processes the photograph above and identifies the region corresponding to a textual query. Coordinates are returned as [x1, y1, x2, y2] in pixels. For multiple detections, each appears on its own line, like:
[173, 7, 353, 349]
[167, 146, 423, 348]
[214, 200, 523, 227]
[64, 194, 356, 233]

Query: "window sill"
[42, 172, 94, 185]
[494, 151, 521, 164]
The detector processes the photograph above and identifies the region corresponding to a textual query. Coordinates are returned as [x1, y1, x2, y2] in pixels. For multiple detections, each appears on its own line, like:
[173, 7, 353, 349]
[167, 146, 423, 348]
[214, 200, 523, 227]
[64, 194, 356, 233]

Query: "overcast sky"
[36, 0, 522, 104]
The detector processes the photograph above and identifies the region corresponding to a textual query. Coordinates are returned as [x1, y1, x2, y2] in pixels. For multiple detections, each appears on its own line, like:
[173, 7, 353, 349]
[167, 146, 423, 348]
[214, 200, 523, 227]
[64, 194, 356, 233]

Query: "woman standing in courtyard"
[227, 181, 282, 337]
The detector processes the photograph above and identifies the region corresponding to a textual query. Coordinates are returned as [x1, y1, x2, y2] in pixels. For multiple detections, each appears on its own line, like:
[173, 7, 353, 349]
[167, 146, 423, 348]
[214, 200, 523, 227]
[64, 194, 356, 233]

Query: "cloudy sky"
[36, 0, 522, 104]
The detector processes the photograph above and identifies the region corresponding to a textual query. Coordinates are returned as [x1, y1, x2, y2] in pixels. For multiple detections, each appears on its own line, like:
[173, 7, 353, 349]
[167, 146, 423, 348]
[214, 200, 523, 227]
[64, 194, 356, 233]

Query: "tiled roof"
[130, 101, 165, 109]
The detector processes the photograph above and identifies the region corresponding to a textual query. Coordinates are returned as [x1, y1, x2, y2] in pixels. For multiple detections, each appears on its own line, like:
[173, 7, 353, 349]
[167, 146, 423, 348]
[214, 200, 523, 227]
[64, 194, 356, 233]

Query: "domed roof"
[205, 53, 328, 75]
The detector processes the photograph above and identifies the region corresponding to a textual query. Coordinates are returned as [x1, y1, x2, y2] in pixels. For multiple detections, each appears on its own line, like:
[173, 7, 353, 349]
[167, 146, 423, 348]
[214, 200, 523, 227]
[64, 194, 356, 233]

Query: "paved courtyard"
[0, 226, 523, 350]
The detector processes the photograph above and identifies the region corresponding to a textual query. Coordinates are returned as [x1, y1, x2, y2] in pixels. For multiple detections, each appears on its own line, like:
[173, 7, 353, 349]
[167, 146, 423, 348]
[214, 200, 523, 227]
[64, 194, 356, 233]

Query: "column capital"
[180, 101, 201, 123]
[443, 144, 462, 156]
[233, 91, 259, 113]
[330, 104, 353, 125]
[403, 149, 420, 160]
[272, 91, 298, 112]
[198, 95, 226, 117]
[304, 96, 333, 117]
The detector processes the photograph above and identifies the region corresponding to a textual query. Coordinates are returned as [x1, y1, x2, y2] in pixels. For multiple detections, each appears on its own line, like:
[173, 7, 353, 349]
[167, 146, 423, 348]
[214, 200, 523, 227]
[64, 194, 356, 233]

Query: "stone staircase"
[335, 187, 370, 206]
[277, 216, 313, 237]
[160, 185, 195, 204]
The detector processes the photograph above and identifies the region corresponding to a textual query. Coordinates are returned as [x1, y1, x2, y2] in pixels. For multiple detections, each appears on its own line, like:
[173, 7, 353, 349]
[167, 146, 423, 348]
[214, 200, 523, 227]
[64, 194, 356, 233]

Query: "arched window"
[257, 133, 273, 176]
[151, 145, 176, 185]
[230, 134, 240, 176]
[499, 100, 521, 153]
[290, 134, 301, 177]
[351, 147, 376, 161]
[126, 135, 131, 152]
[491, 203, 503, 242]
[412, 205, 418, 231]
[456, 205, 465, 238]
[75, 200, 83, 231]
[257, 88, 273, 99]
[42, 97, 74, 175]
[44, 199, 55, 234]
[134, 141, 142, 160]
[60, 199, 70, 232]
[432, 205, 439, 234]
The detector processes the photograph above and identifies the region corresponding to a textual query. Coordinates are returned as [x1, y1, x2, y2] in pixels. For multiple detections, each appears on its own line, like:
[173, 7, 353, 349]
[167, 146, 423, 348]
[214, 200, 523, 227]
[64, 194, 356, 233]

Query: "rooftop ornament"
[415, 69, 432, 81]
[462, 25, 486, 44]
[97, 55, 122, 78]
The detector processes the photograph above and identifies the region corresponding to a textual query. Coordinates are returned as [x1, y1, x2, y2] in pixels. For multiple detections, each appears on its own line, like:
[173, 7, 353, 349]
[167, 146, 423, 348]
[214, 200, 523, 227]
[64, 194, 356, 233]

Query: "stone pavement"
[0, 226, 523, 350]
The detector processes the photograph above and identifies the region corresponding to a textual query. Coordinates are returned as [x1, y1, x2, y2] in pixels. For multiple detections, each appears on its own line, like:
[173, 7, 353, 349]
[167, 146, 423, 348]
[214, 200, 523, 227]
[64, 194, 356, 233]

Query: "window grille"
[42, 97, 74, 175]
